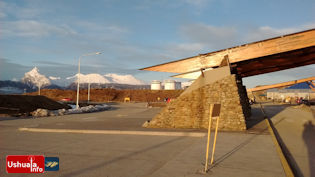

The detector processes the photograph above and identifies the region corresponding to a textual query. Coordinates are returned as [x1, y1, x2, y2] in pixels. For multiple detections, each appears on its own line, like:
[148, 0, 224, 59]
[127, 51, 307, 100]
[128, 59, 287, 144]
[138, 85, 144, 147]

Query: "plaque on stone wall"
[212, 104, 221, 117]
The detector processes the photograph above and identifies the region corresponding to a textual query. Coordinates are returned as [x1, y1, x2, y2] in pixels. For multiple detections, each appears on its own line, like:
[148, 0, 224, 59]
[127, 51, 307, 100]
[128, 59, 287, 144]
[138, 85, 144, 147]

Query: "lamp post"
[88, 77, 91, 103]
[76, 52, 101, 109]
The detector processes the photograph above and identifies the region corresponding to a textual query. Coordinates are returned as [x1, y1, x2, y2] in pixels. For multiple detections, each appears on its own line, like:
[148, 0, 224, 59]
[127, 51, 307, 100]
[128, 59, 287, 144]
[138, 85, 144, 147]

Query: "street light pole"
[76, 56, 81, 109]
[88, 77, 91, 103]
[76, 52, 101, 109]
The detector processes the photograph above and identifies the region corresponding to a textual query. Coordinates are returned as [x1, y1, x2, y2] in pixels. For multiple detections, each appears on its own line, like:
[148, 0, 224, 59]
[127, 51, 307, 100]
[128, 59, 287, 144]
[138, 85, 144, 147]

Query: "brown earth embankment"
[0, 95, 70, 115]
[26, 89, 183, 103]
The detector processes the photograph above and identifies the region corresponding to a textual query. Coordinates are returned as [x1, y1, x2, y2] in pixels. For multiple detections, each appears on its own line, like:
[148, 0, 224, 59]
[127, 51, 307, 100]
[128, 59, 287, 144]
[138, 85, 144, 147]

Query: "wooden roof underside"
[235, 46, 315, 77]
[140, 29, 315, 78]
[247, 76, 315, 92]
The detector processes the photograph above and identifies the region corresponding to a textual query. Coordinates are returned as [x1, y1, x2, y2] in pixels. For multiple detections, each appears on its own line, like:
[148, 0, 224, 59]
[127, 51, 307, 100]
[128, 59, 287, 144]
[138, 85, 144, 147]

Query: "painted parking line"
[18, 127, 206, 137]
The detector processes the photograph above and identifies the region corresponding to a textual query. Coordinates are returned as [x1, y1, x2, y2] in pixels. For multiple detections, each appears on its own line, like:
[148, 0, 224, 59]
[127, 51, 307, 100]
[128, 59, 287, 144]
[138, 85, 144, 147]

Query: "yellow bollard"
[210, 116, 220, 164]
[124, 97, 130, 102]
[205, 104, 214, 172]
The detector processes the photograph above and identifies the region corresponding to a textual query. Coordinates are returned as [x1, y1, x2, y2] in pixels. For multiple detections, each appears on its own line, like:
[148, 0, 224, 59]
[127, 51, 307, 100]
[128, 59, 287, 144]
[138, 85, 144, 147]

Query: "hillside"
[0, 95, 70, 115]
[26, 89, 184, 102]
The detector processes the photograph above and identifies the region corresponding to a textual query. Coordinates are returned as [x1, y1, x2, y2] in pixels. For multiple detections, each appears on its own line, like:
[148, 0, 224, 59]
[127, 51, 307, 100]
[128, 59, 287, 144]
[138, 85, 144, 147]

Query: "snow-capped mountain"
[66, 73, 145, 85]
[49, 76, 61, 80]
[0, 67, 150, 94]
[21, 67, 51, 88]
[104, 73, 145, 85]
[21, 67, 145, 86]
[66, 73, 111, 84]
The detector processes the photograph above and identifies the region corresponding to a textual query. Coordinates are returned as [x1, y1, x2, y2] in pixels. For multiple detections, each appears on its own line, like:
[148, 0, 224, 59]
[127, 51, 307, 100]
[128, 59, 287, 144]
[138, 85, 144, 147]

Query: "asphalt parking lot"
[0, 102, 287, 177]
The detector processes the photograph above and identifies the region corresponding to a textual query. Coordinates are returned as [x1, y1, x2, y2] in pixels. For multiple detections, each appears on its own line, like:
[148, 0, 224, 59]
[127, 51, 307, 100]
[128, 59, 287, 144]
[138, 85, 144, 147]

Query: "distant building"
[266, 83, 314, 100]
[151, 80, 162, 90]
[267, 89, 313, 100]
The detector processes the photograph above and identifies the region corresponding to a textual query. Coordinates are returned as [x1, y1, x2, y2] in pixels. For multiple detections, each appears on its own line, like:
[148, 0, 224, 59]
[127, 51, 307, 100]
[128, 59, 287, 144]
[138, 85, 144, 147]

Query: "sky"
[0, 0, 314, 88]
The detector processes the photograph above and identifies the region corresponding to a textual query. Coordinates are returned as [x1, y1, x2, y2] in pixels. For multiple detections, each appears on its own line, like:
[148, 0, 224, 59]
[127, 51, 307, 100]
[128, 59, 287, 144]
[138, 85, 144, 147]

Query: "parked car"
[296, 97, 309, 105]
[61, 98, 72, 102]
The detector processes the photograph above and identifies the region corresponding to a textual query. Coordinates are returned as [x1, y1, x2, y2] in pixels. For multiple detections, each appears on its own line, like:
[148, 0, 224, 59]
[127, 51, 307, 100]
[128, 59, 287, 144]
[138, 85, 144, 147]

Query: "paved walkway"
[0, 103, 285, 177]
[261, 103, 315, 177]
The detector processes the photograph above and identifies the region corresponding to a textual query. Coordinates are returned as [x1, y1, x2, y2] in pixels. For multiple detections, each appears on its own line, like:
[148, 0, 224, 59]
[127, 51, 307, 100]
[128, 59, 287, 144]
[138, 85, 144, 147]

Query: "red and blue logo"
[45, 157, 59, 171]
[6, 155, 59, 173]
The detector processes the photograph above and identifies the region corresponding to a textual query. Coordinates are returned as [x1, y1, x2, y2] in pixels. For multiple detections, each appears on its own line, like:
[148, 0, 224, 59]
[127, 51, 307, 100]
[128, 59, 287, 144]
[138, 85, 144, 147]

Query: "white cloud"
[0, 1, 8, 18]
[160, 42, 205, 60]
[176, 43, 204, 51]
[244, 23, 315, 42]
[180, 23, 237, 50]
[1, 20, 77, 38]
[105, 25, 128, 33]
[0, 1, 44, 19]
[178, 23, 315, 53]
[184, 0, 209, 7]
[75, 21, 128, 35]
[0, 11, 6, 18]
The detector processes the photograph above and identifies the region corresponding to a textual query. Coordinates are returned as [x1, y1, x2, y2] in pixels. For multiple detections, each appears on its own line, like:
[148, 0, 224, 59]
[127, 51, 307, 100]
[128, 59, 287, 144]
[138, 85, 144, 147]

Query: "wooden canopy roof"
[247, 76, 315, 92]
[140, 29, 315, 79]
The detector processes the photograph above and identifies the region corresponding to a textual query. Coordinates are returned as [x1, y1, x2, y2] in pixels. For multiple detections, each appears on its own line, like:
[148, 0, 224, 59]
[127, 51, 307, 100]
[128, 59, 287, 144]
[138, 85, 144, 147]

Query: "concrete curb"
[18, 128, 206, 137]
[265, 118, 295, 177]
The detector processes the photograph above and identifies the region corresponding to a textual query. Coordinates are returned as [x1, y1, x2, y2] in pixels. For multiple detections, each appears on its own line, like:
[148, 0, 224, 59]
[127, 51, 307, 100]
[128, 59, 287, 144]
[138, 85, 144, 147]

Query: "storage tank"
[175, 82, 182, 90]
[151, 80, 162, 90]
[164, 79, 176, 90]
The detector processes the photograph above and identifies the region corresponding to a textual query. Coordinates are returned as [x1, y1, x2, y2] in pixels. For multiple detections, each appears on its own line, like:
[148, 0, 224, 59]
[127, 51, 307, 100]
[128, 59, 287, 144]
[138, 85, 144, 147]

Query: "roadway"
[0, 102, 285, 177]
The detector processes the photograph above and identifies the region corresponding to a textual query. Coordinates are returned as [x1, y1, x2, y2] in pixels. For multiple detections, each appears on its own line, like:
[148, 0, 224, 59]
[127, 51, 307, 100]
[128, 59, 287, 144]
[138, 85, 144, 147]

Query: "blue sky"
[0, 0, 314, 87]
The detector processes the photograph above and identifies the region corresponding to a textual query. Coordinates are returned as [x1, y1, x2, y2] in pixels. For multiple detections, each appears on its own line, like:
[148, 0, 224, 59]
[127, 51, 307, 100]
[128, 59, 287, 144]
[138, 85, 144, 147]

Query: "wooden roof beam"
[140, 29, 315, 74]
[247, 76, 315, 92]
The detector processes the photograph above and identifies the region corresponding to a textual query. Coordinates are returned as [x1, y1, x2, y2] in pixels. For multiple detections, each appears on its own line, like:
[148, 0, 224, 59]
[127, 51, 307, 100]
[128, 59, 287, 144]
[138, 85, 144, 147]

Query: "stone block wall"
[236, 78, 251, 120]
[145, 74, 250, 131]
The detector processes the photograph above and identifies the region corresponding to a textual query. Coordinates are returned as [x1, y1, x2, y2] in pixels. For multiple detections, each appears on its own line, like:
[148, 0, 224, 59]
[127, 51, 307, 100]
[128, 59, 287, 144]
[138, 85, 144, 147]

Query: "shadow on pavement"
[246, 103, 287, 130]
[267, 116, 304, 177]
[60, 136, 186, 177]
[210, 131, 260, 169]
[302, 121, 315, 177]
[247, 102, 305, 176]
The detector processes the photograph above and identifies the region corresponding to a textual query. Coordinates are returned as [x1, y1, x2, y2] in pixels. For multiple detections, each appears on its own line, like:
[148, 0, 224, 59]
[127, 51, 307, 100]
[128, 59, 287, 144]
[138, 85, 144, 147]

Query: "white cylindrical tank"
[151, 80, 162, 90]
[164, 79, 176, 90]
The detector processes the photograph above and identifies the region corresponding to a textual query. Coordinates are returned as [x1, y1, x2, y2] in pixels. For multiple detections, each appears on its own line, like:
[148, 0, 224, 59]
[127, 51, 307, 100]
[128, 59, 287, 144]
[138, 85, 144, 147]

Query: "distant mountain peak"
[104, 73, 146, 85]
[66, 73, 145, 85]
[21, 67, 51, 88]
[49, 76, 61, 80]
[66, 73, 110, 84]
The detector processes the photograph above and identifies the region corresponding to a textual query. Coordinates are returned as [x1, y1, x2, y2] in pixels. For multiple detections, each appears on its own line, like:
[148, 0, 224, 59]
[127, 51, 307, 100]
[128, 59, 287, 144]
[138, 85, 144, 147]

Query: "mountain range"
[0, 67, 149, 94]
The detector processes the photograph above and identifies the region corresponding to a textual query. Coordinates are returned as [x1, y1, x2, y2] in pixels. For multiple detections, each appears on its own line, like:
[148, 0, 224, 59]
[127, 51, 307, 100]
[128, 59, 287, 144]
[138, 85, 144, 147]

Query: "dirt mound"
[0, 95, 70, 115]
[26, 89, 183, 103]
[292, 104, 311, 112]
